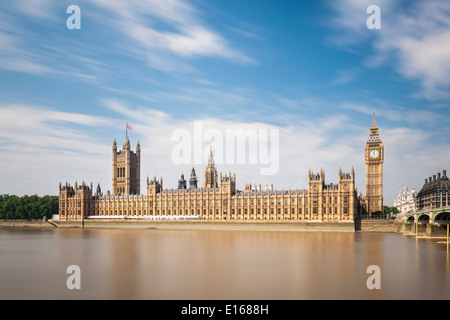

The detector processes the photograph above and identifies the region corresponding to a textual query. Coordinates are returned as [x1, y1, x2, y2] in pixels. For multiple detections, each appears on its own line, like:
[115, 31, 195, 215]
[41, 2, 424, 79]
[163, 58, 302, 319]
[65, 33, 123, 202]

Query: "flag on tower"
[126, 122, 133, 140]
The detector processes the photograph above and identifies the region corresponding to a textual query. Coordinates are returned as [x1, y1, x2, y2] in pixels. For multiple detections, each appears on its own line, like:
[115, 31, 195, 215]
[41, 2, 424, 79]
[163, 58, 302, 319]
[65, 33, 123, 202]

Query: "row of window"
[90, 195, 350, 208]
[62, 198, 350, 210]
[63, 205, 351, 217]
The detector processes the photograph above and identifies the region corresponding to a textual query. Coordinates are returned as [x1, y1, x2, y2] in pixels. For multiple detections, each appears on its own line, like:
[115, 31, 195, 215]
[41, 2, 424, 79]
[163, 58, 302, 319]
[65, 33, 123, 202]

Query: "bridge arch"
[418, 214, 429, 224]
[407, 216, 415, 223]
[434, 211, 450, 226]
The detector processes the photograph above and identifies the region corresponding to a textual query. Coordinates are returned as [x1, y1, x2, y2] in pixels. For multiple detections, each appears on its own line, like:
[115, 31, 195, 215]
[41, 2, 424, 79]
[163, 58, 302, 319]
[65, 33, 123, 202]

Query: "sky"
[0, 0, 449, 205]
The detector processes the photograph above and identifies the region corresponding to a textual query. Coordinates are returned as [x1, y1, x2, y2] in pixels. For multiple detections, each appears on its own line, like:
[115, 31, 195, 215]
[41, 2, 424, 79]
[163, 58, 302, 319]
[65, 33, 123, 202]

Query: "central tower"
[365, 110, 384, 215]
[203, 146, 218, 189]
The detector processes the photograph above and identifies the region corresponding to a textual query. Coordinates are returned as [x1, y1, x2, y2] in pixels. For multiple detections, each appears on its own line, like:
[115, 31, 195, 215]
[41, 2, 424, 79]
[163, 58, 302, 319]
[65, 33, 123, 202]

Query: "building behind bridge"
[394, 186, 417, 221]
[416, 170, 450, 211]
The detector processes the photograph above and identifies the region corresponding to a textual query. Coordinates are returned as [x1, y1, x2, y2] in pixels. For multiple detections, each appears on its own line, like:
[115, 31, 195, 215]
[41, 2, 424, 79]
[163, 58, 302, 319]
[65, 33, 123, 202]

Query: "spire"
[370, 109, 378, 130]
[136, 139, 140, 156]
[208, 143, 214, 167]
[203, 143, 218, 189]
[178, 172, 186, 189]
[368, 109, 381, 141]
[190, 167, 198, 189]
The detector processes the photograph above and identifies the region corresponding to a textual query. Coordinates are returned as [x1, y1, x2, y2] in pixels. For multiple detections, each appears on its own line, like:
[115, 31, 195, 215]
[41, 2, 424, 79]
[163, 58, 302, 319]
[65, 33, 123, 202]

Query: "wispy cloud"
[328, 0, 450, 100]
[0, 0, 256, 86]
[228, 21, 267, 41]
[0, 104, 118, 195]
[332, 68, 360, 85]
[340, 101, 443, 126]
[96, 0, 257, 71]
[0, 1, 448, 206]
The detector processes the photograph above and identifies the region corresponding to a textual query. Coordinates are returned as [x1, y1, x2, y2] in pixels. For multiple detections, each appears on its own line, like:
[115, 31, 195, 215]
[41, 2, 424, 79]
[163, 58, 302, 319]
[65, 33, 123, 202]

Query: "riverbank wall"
[1, 219, 357, 232]
[0, 219, 57, 229]
[1, 219, 446, 238]
[355, 220, 402, 233]
[54, 220, 358, 232]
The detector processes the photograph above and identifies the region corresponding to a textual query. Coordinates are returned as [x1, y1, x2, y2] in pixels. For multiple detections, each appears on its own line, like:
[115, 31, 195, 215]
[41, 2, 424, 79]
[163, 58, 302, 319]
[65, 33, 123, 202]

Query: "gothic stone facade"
[59, 167, 358, 222]
[393, 186, 417, 222]
[112, 137, 140, 195]
[394, 186, 417, 214]
[59, 114, 382, 222]
[363, 111, 384, 215]
[59, 144, 358, 222]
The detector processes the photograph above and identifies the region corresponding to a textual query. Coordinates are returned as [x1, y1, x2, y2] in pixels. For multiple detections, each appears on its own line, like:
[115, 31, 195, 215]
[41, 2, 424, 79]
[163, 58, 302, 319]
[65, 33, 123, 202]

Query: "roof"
[370, 110, 378, 130]
[417, 170, 450, 197]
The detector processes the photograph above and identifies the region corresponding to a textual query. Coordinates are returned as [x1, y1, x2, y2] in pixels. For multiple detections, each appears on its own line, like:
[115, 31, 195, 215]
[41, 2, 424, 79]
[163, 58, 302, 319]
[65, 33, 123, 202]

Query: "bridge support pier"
[425, 223, 447, 237]
[425, 224, 433, 237]
[400, 222, 407, 233]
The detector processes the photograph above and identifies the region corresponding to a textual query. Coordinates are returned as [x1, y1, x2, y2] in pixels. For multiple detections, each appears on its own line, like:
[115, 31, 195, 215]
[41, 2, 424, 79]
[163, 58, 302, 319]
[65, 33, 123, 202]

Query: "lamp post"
[447, 223, 449, 254]
[415, 213, 418, 243]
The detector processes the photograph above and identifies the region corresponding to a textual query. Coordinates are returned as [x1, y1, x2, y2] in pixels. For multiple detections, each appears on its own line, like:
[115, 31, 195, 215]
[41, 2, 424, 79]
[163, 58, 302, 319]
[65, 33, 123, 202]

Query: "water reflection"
[0, 228, 449, 299]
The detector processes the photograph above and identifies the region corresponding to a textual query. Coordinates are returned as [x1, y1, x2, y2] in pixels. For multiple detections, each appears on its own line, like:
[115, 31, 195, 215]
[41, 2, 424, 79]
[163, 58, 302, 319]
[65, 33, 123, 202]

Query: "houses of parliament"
[58, 113, 384, 222]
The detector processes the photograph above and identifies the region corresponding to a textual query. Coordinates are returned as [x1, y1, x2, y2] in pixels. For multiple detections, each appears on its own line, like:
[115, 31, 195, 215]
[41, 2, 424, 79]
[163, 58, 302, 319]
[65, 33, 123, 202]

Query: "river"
[0, 228, 449, 299]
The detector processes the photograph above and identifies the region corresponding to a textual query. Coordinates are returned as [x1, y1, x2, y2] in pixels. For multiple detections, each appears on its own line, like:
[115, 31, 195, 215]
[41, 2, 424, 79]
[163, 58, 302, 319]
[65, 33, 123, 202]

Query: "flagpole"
[125, 122, 133, 140]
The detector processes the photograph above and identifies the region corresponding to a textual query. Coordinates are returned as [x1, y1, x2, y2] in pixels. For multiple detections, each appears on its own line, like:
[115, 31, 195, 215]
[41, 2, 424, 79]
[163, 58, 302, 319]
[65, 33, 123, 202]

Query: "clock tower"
[365, 110, 384, 215]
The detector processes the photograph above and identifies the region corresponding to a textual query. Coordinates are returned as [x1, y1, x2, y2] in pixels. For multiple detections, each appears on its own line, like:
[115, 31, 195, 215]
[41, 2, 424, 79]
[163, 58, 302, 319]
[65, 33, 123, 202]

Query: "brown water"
[0, 228, 449, 300]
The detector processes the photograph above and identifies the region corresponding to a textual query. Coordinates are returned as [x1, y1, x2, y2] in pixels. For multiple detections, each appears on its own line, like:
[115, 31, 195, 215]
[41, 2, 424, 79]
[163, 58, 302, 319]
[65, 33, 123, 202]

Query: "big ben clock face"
[369, 149, 379, 159]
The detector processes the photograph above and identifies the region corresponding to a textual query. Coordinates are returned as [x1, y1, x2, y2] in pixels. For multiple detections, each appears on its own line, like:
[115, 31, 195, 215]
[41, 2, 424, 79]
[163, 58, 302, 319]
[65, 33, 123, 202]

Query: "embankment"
[55, 220, 357, 232]
[1, 219, 445, 238]
[1, 219, 356, 232]
[0, 219, 57, 228]
[355, 220, 402, 233]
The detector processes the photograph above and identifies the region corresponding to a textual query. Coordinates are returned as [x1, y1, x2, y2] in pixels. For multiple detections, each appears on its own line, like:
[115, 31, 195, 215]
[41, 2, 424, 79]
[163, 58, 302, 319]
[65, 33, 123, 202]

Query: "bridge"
[405, 206, 450, 225]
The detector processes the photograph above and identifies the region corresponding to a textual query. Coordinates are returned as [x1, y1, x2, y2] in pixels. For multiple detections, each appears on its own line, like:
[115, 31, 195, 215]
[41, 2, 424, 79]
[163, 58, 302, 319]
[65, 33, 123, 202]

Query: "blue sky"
[0, 0, 449, 205]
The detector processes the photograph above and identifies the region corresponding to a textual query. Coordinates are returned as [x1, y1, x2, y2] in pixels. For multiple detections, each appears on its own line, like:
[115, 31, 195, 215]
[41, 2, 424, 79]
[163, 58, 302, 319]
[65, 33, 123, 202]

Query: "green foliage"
[369, 206, 399, 219]
[0, 195, 58, 220]
[383, 205, 399, 216]
[371, 210, 384, 218]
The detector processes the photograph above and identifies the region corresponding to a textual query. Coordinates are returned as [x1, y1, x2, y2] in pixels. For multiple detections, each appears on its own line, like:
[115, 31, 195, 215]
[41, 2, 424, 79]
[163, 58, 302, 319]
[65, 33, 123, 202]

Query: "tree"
[372, 210, 384, 219]
[15, 205, 27, 219]
[0, 195, 59, 220]
[383, 205, 399, 216]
